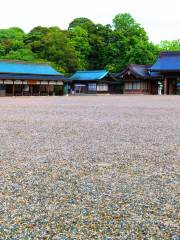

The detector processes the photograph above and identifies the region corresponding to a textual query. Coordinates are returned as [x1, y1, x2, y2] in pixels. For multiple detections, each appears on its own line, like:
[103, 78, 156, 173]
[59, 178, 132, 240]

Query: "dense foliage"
[0, 13, 179, 73]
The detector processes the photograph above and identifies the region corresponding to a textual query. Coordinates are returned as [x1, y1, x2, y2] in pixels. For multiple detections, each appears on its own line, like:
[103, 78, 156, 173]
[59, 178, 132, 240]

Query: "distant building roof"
[0, 60, 62, 75]
[150, 51, 180, 72]
[115, 64, 162, 79]
[69, 70, 109, 81]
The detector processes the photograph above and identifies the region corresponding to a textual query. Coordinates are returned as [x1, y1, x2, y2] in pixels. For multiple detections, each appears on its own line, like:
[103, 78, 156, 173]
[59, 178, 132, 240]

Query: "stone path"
[0, 95, 179, 239]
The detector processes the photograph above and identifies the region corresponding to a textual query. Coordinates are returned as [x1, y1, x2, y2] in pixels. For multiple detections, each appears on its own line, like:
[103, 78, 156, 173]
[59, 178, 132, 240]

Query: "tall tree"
[25, 26, 79, 72]
[43, 27, 79, 72]
[68, 18, 96, 33]
[0, 27, 25, 55]
[87, 24, 114, 70]
[69, 26, 91, 69]
[110, 13, 158, 71]
[24, 26, 50, 58]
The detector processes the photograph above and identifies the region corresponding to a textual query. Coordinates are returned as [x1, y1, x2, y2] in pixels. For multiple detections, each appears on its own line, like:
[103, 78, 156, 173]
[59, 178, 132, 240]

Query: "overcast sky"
[0, 0, 179, 43]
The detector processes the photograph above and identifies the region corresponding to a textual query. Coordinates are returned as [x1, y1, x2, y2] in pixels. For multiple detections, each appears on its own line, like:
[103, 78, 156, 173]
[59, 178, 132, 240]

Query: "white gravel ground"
[0, 95, 179, 239]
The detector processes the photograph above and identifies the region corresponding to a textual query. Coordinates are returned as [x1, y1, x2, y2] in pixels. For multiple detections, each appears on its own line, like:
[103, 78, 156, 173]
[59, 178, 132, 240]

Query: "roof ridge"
[0, 59, 49, 66]
[76, 70, 107, 72]
[160, 51, 180, 56]
[130, 64, 152, 67]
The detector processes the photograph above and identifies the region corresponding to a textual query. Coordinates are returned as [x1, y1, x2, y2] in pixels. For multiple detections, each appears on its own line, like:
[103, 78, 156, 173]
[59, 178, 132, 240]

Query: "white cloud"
[0, 0, 179, 43]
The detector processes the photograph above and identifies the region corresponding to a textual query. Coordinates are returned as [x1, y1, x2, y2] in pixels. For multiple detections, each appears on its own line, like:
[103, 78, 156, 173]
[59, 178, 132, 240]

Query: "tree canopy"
[158, 39, 180, 51]
[0, 14, 179, 73]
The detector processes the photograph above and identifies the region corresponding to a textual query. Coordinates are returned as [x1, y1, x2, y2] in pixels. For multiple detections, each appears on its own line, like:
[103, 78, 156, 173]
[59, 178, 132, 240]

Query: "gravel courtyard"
[0, 96, 179, 239]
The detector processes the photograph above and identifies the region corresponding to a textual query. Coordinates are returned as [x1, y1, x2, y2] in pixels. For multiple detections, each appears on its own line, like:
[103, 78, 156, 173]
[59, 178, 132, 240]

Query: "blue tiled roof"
[150, 51, 180, 72]
[0, 60, 62, 75]
[69, 70, 108, 81]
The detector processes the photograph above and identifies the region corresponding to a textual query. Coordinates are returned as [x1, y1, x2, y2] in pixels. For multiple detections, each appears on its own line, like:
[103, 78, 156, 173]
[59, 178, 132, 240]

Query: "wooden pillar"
[149, 81, 152, 94]
[39, 83, 41, 96]
[12, 81, 15, 96]
[147, 81, 149, 94]
[152, 81, 156, 95]
[47, 82, 50, 96]
[21, 83, 23, 96]
[3, 82, 6, 96]
[175, 79, 177, 95]
[30, 85, 33, 96]
[169, 80, 173, 95]
[164, 78, 168, 95]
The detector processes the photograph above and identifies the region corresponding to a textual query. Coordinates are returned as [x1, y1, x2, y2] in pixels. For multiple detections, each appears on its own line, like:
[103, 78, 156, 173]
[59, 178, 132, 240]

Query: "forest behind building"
[0, 13, 179, 73]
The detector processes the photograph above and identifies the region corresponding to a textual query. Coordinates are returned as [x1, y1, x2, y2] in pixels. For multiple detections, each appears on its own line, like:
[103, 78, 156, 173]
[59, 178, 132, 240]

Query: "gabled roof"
[69, 70, 108, 81]
[0, 60, 62, 75]
[115, 64, 162, 79]
[150, 51, 180, 72]
[129, 64, 151, 78]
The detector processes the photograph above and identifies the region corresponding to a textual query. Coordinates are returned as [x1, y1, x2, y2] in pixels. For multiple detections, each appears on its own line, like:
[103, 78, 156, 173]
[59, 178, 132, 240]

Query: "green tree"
[70, 26, 91, 69]
[113, 13, 148, 42]
[25, 26, 79, 72]
[0, 27, 25, 55]
[24, 26, 50, 57]
[0, 15, 178, 74]
[68, 17, 96, 33]
[87, 24, 114, 70]
[1, 48, 37, 61]
[110, 13, 158, 71]
[69, 18, 107, 70]
[158, 39, 180, 51]
[125, 41, 158, 65]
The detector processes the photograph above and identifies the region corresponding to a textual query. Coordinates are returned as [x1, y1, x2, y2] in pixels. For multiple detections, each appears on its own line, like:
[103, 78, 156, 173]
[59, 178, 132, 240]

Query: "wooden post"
[30, 85, 33, 96]
[21, 82, 24, 96]
[12, 81, 15, 96]
[149, 81, 152, 94]
[39, 83, 41, 96]
[47, 82, 50, 96]
[147, 81, 149, 94]
[169, 80, 173, 95]
[164, 78, 168, 95]
[174, 79, 177, 95]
